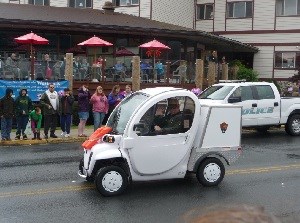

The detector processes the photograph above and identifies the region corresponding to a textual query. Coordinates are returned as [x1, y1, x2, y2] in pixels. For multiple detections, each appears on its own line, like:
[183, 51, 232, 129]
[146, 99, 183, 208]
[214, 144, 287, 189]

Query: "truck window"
[139, 96, 195, 136]
[229, 86, 254, 101]
[241, 86, 254, 101]
[199, 85, 234, 100]
[255, 85, 275, 100]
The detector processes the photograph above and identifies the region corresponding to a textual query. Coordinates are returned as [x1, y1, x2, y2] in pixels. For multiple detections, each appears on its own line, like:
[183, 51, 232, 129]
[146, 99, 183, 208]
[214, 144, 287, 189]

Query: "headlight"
[103, 135, 115, 143]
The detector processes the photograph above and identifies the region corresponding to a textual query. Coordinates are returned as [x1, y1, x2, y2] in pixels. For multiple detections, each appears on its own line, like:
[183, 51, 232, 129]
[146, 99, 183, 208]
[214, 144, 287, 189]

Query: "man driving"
[154, 98, 183, 134]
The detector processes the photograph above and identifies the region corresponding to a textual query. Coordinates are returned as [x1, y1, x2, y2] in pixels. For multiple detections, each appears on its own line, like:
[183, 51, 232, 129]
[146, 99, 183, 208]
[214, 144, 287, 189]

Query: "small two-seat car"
[79, 87, 242, 196]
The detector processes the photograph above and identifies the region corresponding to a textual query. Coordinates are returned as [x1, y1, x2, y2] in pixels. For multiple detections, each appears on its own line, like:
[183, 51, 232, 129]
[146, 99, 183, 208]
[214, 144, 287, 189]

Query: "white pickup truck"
[199, 81, 300, 136]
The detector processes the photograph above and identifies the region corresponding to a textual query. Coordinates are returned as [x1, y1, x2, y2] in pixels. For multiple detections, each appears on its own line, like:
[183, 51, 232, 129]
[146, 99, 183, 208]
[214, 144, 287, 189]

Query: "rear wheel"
[95, 166, 128, 196]
[196, 158, 225, 187]
[286, 114, 300, 136]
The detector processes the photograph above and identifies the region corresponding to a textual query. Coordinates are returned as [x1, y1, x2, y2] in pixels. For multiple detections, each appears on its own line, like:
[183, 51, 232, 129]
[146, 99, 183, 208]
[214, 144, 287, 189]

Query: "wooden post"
[165, 61, 171, 85]
[207, 61, 216, 87]
[232, 65, 239, 79]
[195, 59, 203, 89]
[221, 63, 228, 80]
[102, 57, 106, 82]
[65, 53, 73, 89]
[132, 56, 140, 91]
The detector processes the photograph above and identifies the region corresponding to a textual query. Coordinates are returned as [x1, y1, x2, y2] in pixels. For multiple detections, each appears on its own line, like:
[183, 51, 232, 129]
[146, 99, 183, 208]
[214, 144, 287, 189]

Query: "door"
[228, 86, 258, 126]
[126, 96, 196, 175]
[254, 85, 280, 125]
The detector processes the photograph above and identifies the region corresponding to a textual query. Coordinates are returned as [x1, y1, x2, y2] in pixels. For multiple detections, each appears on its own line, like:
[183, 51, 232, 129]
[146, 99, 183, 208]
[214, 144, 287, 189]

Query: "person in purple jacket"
[77, 85, 91, 137]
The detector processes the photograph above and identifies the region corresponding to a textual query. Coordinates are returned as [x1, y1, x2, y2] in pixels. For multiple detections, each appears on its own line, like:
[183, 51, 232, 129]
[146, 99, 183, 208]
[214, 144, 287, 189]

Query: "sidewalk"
[0, 126, 95, 147]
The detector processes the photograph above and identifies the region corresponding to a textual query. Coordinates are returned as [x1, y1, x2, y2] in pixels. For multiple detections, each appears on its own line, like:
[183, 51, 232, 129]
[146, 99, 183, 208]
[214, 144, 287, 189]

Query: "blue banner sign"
[0, 80, 69, 101]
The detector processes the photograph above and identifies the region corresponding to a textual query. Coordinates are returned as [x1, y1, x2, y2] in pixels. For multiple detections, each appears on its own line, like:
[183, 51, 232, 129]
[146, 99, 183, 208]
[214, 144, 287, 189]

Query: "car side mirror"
[228, 96, 241, 103]
[133, 123, 146, 136]
[133, 123, 145, 131]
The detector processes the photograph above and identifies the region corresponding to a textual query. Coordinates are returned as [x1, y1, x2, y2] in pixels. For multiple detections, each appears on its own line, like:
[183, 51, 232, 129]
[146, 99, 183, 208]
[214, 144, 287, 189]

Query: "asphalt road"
[0, 129, 299, 223]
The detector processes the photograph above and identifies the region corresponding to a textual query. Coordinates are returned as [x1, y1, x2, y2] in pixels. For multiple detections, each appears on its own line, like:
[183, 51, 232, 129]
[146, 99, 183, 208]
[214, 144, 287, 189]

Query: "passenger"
[154, 98, 183, 134]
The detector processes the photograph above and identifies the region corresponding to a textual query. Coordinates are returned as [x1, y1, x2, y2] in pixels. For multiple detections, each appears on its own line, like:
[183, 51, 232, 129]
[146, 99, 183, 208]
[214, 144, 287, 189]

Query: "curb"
[0, 137, 87, 147]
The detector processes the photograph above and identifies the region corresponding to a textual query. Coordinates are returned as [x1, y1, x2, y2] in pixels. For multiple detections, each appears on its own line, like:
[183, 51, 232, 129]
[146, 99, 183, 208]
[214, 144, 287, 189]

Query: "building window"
[276, 0, 300, 16]
[196, 4, 214, 20]
[227, 1, 253, 18]
[274, 52, 300, 68]
[9, 0, 20, 4]
[113, 0, 139, 6]
[69, 0, 92, 8]
[28, 0, 49, 6]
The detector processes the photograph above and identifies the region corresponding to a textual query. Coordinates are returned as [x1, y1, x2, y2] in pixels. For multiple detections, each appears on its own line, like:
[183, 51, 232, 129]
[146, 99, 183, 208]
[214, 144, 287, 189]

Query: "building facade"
[194, 0, 300, 80]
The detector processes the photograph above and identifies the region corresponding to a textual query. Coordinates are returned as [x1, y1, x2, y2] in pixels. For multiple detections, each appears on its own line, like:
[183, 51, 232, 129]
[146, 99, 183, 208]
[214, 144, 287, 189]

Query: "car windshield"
[107, 93, 149, 134]
[198, 85, 234, 100]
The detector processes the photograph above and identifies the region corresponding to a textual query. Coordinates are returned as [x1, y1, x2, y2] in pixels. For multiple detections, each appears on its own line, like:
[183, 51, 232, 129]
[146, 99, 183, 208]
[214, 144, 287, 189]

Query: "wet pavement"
[0, 128, 299, 223]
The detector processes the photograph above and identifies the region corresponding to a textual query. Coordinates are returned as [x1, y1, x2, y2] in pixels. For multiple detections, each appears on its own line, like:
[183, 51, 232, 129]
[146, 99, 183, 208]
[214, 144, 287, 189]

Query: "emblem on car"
[220, 122, 228, 133]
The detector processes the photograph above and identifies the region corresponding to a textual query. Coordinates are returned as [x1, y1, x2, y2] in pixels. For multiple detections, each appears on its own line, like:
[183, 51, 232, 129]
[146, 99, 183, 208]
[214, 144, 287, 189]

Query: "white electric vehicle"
[78, 87, 242, 196]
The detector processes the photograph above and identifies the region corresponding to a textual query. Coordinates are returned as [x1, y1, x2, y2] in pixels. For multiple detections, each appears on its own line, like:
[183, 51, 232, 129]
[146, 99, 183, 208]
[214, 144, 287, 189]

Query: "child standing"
[29, 106, 42, 140]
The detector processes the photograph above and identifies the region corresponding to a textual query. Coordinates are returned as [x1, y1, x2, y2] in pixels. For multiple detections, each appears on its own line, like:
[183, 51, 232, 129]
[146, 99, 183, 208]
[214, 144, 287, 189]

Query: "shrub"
[237, 65, 259, 82]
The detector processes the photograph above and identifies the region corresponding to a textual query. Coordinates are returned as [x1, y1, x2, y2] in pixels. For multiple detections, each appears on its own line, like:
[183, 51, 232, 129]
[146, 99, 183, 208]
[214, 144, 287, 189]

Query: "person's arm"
[67, 94, 75, 105]
[108, 94, 116, 106]
[105, 97, 109, 114]
[28, 97, 33, 113]
[90, 94, 97, 103]
[0, 99, 3, 117]
[40, 93, 51, 109]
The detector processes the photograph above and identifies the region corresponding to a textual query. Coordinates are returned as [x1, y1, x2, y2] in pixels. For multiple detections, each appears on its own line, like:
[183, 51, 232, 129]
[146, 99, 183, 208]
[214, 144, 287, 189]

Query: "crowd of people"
[0, 83, 133, 141]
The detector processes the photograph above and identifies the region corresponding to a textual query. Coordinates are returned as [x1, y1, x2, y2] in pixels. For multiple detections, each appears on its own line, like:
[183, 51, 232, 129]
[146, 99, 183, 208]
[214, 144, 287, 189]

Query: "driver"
[154, 98, 183, 134]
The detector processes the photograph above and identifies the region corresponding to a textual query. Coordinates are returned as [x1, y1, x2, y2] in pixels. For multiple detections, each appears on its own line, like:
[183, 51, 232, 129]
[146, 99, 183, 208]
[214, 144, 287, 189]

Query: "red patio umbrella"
[66, 45, 86, 55]
[78, 35, 113, 61]
[115, 48, 135, 57]
[115, 48, 135, 63]
[15, 32, 49, 80]
[139, 39, 170, 65]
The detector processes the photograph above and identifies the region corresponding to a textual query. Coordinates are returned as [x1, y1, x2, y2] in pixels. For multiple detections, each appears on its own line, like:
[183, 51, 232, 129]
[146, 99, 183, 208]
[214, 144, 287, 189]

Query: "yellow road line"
[0, 185, 95, 198]
[226, 164, 300, 175]
[0, 164, 299, 198]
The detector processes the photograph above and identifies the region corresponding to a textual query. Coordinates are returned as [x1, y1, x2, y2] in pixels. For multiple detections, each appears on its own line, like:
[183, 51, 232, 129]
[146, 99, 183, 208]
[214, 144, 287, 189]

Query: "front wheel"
[95, 166, 128, 196]
[196, 158, 225, 187]
[286, 114, 300, 136]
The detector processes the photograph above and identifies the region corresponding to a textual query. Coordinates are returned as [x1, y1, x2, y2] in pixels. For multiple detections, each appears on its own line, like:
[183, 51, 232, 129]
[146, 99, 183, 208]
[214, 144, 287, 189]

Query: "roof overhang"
[0, 3, 258, 53]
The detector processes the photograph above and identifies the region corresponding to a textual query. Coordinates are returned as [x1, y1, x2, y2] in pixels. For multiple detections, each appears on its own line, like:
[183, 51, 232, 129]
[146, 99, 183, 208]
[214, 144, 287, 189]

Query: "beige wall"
[152, 0, 194, 28]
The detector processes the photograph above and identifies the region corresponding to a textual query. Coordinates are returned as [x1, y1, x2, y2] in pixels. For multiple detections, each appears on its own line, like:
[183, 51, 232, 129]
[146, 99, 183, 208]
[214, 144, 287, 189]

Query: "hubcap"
[102, 171, 123, 192]
[203, 163, 221, 182]
[291, 119, 300, 133]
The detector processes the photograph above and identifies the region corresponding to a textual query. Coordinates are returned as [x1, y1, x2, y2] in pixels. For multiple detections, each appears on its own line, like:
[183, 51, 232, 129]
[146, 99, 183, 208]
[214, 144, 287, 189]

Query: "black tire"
[196, 158, 225, 187]
[255, 126, 270, 133]
[286, 114, 300, 136]
[95, 166, 128, 196]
